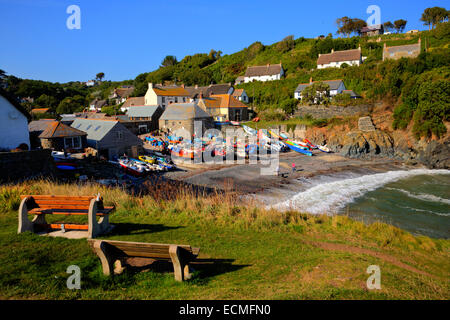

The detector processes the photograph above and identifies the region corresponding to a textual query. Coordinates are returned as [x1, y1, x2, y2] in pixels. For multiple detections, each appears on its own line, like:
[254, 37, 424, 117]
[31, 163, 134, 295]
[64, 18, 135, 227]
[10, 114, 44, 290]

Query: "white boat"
[317, 145, 331, 153]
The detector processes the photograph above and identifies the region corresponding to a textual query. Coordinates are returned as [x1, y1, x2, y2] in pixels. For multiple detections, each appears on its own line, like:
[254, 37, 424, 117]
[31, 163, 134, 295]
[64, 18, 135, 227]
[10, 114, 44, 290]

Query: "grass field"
[0, 181, 448, 300]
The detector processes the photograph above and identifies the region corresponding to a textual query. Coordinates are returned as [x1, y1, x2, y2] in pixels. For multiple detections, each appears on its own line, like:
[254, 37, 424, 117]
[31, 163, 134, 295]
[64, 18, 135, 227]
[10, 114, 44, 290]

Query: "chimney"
[331, 49, 334, 53]
[195, 84, 198, 89]
[181, 84, 185, 88]
[319, 53, 321, 57]
[309, 77, 313, 84]
[199, 92, 203, 99]
[358, 45, 361, 51]
[148, 83, 153, 89]
[384, 42, 387, 49]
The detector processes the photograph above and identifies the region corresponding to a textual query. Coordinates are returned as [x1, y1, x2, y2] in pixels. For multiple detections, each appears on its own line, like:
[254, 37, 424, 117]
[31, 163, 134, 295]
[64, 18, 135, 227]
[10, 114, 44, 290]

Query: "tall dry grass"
[0, 179, 447, 253]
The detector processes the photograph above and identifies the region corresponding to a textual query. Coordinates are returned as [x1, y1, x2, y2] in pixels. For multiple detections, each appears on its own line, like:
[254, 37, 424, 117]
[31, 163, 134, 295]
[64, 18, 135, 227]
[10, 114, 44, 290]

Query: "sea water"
[273, 169, 450, 239]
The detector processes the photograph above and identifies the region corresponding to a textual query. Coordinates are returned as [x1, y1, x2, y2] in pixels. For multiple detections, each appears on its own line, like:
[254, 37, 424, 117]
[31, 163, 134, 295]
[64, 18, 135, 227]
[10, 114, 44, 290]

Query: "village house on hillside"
[361, 24, 384, 37]
[109, 85, 135, 105]
[159, 102, 213, 136]
[383, 39, 421, 61]
[144, 83, 191, 109]
[243, 63, 284, 83]
[0, 89, 31, 150]
[197, 94, 249, 122]
[294, 79, 347, 100]
[71, 118, 143, 159]
[89, 98, 107, 112]
[317, 47, 363, 69]
[231, 88, 249, 103]
[38, 121, 87, 152]
[234, 76, 245, 85]
[185, 83, 234, 100]
[29, 119, 57, 149]
[124, 105, 163, 134]
[120, 96, 145, 113]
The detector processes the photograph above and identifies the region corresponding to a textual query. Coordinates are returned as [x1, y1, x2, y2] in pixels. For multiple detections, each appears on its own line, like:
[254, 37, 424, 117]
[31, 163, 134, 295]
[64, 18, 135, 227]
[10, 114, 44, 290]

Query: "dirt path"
[309, 241, 433, 277]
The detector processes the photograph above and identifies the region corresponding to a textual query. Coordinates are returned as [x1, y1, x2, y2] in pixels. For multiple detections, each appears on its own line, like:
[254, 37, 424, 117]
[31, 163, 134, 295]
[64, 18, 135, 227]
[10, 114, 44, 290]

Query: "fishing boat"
[138, 155, 157, 164]
[242, 124, 258, 136]
[118, 158, 147, 176]
[317, 145, 331, 153]
[285, 140, 313, 156]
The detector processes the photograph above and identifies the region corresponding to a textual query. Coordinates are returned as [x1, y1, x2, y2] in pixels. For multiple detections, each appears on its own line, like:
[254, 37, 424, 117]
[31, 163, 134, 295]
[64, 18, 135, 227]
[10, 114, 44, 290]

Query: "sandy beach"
[164, 151, 411, 202]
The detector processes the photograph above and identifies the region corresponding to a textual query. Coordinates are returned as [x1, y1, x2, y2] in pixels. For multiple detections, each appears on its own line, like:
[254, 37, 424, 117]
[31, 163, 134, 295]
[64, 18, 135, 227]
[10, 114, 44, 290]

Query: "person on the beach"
[276, 165, 280, 176]
[292, 162, 296, 173]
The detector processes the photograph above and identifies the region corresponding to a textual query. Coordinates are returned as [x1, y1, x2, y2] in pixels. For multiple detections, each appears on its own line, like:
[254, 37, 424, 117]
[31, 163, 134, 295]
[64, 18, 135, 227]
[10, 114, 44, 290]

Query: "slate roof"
[71, 118, 119, 141]
[385, 42, 421, 54]
[29, 119, 57, 133]
[317, 49, 361, 65]
[127, 105, 160, 118]
[185, 83, 233, 98]
[152, 85, 190, 97]
[159, 103, 211, 120]
[39, 121, 87, 139]
[122, 96, 145, 108]
[361, 24, 383, 33]
[244, 64, 283, 77]
[295, 80, 345, 92]
[89, 99, 107, 109]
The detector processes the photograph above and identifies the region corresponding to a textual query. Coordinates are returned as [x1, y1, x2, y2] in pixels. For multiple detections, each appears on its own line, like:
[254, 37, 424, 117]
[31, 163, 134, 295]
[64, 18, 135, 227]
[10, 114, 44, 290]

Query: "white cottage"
[294, 79, 346, 100]
[243, 63, 284, 83]
[0, 89, 31, 150]
[144, 83, 191, 109]
[317, 47, 362, 69]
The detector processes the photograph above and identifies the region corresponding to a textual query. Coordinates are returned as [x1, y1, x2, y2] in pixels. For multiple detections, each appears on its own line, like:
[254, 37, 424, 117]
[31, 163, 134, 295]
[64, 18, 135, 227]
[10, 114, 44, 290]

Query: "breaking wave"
[386, 188, 450, 205]
[271, 169, 450, 215]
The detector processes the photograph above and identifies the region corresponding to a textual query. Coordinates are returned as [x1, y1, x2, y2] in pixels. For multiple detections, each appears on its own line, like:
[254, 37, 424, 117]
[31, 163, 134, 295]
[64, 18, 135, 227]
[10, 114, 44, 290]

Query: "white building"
[231, 88, 249, 103]
[0, 90, 31, 150]
[317, 47, 362, 69]
[243, 63, 284, 83]
[294, 79, 346, 100]
[144, 83, 191, 109]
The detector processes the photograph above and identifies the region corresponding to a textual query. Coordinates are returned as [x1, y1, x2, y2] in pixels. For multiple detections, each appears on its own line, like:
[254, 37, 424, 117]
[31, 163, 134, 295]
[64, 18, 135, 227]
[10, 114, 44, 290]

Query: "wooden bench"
[88, 239, 200, 282]
[18, 195, 115, 238]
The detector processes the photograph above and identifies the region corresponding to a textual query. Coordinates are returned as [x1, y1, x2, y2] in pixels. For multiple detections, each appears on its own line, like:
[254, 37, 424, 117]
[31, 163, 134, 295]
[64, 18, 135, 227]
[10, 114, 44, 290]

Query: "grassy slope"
[0, 181, 448, 300]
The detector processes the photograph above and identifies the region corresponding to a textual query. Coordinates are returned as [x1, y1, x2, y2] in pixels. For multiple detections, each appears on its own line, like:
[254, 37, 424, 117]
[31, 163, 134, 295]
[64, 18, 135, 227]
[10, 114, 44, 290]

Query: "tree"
[336, 17, 367, 37]
[56, 95, 85, 114]
[280, 98, 298, 115]
[394, 19, 407, 33]
[421, 7, 449, 30]
[301, 82, 330, 105]
[161, 55, 178, 67]
[35, 94, 58, 110]
[383, 21, 394, 32]
[96, 72, 105, 81]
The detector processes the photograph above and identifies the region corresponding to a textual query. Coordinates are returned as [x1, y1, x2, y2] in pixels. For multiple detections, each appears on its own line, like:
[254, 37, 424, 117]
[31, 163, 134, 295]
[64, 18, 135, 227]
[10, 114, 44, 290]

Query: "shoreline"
[164, 151, 415, 199]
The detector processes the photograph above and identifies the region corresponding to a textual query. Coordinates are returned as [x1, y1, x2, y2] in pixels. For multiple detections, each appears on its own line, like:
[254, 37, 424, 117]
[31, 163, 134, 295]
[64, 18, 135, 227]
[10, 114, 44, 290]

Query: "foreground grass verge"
[0, 181, 448, 299]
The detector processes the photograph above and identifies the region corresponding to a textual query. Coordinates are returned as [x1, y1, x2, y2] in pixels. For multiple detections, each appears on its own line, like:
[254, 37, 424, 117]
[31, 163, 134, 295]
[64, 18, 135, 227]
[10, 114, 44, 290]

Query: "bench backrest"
[89, 239, 199, 259]
[20, 195, 100, 211]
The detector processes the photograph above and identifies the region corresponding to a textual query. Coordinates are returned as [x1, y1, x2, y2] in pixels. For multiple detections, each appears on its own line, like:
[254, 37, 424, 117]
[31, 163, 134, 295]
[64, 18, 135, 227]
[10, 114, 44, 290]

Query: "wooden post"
[169, 245, 184, 281]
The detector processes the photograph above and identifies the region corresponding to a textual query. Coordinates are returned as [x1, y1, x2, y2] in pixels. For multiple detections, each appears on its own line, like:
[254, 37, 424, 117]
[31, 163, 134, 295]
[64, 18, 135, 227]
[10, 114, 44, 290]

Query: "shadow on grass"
[121, 257, 249, 285]
[109, 223, 183, 236]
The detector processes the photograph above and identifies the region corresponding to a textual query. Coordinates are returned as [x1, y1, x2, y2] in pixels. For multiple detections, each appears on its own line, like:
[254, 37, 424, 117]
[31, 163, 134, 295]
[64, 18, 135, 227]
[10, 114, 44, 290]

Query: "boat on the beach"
[242, 124, 258, 136]
[317, 145, 331, 153]
[284, 140, 313, 156]
[138, 155, 157, 164]
[118, 158, 147, 176]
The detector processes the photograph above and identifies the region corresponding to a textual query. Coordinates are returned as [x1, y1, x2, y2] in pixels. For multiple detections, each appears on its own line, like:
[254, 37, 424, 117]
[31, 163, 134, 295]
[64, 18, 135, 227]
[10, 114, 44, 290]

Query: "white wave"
[397, 205, 450, 217]
[271, 169, 450, 215]
[386, 188, 450, 205]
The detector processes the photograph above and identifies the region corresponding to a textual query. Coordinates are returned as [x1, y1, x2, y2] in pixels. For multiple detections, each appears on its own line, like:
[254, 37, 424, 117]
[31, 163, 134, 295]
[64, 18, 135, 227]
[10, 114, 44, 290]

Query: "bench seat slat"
[21, 195, 97, 201]
[28, 208, 112, 216]
[38, 223, 90, 230]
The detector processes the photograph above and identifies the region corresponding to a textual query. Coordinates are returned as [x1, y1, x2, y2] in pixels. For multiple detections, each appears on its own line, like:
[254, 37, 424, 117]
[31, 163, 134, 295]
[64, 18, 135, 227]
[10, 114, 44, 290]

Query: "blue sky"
[0, 0, 446, 83]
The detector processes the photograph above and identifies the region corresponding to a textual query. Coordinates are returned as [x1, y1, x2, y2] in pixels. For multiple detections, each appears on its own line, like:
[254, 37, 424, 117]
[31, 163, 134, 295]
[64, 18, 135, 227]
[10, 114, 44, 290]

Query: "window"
[183, 97, 186, 102]
[86, 125, 92, 130]
[165, 120, 168, 126]
[64, 136, 81, 149]
[117, 131, 123, 140]
[162, 97, 166, 103]
[175, 98, 178, 103]
[94, 126, 101, 131]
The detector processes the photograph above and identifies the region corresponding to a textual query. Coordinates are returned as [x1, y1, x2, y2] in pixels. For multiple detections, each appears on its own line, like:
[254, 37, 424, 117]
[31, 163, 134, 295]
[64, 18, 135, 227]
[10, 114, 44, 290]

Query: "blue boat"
[285, 140, 313, 156]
